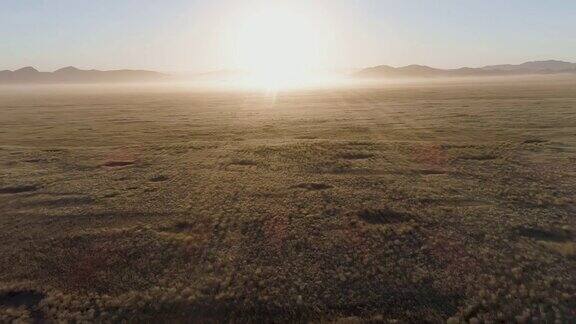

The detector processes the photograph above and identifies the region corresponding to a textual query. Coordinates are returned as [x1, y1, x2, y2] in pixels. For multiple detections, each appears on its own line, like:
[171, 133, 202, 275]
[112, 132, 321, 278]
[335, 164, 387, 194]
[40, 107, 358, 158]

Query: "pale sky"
[2, 0, 576, 72]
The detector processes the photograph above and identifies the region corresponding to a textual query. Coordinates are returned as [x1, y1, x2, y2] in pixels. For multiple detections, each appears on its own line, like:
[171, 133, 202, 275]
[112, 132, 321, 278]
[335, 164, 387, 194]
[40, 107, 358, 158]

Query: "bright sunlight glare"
[231, 3, 329, 88]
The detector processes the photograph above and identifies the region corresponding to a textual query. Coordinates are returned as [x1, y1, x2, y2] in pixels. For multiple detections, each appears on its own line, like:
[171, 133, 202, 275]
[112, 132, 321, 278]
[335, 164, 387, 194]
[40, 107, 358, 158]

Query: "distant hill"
[357, 65, 447, 78]
[0, 66, 168, 84]
[482, 60, 576, 72]
[356, 60, 576, 79]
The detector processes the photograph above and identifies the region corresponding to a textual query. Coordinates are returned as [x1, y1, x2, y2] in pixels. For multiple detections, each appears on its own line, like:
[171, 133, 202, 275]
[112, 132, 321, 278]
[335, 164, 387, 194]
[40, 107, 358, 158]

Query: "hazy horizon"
[2, 0, 576, 73]
[4, 58, 576, 74]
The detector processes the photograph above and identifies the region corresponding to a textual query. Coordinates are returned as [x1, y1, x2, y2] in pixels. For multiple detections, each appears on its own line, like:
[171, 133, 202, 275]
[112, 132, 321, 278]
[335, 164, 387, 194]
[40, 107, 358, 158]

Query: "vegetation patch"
[24, 196, 94, 208]
[0, 185, 38, 194]
[523, 138, 547, 144]
[295, 135, 318, 139]
[0, 290, 45, 308]
[102, 160, 135, 167]
[346, 141, 375, 147]
[357, 208, 410, 224]
[171, 220, 196, 232]
[24, 158, 45, 163]
[149, 175, 169, 182]
[308, 160, 353, 174]
[514, 226, 571, 242]
[32, 231, 185, 294]
[228, 159, 258, 166]
[292, 183, 333, 191]
[458, 154, 497, 161]
[415, 169, 447, 175]
[338, 152, 374, 160]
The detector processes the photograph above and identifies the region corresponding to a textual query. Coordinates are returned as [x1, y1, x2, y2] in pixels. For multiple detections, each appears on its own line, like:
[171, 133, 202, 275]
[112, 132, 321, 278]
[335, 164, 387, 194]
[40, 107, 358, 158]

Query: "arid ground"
[0, 77, 575, 322]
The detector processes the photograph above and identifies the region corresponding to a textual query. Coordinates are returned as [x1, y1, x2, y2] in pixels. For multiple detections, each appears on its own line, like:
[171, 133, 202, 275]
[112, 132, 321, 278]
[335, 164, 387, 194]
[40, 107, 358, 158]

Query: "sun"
[232, 4, 326, 87]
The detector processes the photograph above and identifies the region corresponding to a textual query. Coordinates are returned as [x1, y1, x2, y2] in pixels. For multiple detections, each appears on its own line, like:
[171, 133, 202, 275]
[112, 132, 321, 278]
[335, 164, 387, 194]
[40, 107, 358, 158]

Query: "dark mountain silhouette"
[356, 60, 576, 79]
[16, 66, 40, 74]
[0, 66, 167, 84]
[54, 66, 83, 74]
[482, 60, 576, 72]
[358, 65, 447, 78]
[2, 66, 47, 82]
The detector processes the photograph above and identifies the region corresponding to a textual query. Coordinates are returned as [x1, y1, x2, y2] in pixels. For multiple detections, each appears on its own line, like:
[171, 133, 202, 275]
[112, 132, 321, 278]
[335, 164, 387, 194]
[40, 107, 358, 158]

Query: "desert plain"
[0, 76, 575, 322]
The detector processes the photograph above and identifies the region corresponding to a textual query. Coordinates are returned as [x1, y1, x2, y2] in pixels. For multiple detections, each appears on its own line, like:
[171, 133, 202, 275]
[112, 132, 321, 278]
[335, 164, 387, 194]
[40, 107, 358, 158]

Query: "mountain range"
[355, 60, 576, 79]
[0, 66, 167, 84]
[2, 60, 576, 84]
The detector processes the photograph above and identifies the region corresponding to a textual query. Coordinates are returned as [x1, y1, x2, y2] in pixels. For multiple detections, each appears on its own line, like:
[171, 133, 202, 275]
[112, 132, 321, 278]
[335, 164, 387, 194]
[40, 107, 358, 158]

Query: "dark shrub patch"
[0, 290, 45, 308]
[358, 208, 409, 224]
[150, 175, 169, 182]
[102, 160, 135, 167]
[514, 226, 571, 242]
[0, 185, 38, 194]
[292, 183, 333, 191]
[339, 152, 374, 160]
